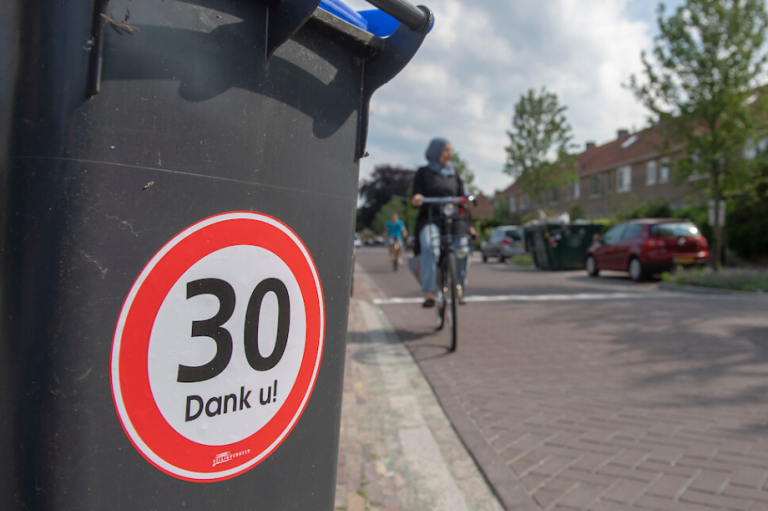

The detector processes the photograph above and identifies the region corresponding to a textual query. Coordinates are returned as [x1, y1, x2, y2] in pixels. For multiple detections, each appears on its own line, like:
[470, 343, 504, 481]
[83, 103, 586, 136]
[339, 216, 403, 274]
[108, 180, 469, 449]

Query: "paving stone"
[722, 485, 768, 503]
[558, 483, 606, 510]
[602, 479, 650, 505]
[533, 488, 566, 509]
[645, 474, 690, 499]
[612, 450, 649, 468]
[572, 453, 616, 473]
[347, 491, 366, 511]
[731, 466, 768, 489]
[635, 495, 712, 511]
[689, 471, 731, 494]
[597, 464, 658, 483]
[679, 490, 752, 511]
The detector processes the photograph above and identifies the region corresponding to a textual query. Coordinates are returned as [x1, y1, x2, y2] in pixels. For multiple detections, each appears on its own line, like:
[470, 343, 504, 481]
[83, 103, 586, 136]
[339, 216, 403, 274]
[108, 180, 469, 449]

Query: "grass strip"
[662, 268, 768, 293]
[507, 254, 534, 267]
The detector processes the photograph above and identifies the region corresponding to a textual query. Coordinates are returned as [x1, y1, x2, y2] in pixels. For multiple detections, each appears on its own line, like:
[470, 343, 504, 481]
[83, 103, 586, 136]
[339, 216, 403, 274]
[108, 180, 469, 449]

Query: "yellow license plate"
[676, 257, 696, 264]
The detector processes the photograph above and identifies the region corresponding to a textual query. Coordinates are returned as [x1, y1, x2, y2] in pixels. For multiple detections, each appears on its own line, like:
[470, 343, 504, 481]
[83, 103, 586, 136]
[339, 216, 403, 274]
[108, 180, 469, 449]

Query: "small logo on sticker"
[213, 449, 252, 467]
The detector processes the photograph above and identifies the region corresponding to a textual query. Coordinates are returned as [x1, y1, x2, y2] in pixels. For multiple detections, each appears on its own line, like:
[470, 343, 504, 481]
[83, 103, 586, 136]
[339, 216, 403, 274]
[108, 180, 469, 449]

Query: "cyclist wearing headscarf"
[411, 138, 476, 307]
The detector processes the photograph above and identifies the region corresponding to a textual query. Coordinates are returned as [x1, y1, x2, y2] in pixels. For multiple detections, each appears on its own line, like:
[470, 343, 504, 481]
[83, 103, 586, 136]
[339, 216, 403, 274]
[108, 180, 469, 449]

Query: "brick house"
[468, 193, 494, 219]
[497, 127, 704, 219]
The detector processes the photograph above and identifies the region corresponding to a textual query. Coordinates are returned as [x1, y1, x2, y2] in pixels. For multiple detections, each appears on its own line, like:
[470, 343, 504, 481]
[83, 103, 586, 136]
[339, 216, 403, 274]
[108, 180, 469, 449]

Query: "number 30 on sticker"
[111, 212, 325, 482]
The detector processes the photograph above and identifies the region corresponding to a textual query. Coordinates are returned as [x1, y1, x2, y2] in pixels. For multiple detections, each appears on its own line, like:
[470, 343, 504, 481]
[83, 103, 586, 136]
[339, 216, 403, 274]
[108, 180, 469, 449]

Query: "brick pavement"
[334, 269, 504, 511]
[358, 256, 768, 511]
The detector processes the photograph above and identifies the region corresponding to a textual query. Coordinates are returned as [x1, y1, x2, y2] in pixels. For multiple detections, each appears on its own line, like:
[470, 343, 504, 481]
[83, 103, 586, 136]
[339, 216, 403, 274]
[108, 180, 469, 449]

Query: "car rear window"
[651, 222, 699, 237]
[505, 230, 523, 241]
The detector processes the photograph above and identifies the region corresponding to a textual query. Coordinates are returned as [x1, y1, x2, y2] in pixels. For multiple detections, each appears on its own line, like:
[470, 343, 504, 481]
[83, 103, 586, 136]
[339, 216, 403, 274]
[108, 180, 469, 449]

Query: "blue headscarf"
[425, 138, 456, 177]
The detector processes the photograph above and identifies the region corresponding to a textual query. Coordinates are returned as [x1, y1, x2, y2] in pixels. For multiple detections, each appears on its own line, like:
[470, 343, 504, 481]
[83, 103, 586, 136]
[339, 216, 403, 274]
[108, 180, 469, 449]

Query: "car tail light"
[696, 236, 709, 249]
[502, 238, 512, 245]
[643, 237, 662, 249]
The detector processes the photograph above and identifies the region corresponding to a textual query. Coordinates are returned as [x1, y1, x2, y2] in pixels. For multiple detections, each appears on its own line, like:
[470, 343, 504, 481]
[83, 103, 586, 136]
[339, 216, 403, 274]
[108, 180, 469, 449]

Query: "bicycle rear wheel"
[393, 248, 399, 272]
[446, 252, 458, 352]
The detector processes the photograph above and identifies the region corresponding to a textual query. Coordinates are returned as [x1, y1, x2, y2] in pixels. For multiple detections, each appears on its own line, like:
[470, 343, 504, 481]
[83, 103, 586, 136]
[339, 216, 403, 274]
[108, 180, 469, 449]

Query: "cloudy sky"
[343, 0, 686, 195]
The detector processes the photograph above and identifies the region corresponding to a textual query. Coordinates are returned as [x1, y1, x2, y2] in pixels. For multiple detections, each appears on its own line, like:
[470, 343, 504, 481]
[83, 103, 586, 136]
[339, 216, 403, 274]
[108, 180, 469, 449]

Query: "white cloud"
[346, 0, 680, 195]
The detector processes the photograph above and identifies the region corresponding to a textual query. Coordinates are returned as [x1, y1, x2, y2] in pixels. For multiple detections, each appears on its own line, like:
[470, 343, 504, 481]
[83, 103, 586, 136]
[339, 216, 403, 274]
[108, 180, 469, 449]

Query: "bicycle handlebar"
[419, 195, 475, 205]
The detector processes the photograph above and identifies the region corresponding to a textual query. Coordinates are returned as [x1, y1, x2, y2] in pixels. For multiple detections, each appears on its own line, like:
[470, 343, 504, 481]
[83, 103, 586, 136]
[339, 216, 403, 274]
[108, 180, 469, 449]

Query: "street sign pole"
[708, 199, 726, 269]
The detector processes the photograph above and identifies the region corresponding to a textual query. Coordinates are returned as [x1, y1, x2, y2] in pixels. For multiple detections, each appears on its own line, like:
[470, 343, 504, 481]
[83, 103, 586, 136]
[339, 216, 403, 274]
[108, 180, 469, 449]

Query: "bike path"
[356, 250, 768, 511]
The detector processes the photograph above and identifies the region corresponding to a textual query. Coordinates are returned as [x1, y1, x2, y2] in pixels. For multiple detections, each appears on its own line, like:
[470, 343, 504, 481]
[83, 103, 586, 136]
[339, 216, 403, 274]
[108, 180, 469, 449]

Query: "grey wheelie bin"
[0, 0, 431, 509]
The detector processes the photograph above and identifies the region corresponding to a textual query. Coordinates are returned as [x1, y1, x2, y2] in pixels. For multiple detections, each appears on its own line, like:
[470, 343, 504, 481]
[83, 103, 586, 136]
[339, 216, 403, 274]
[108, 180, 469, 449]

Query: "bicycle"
[421, 195, 474, 352]
[390, 237, 401, 272]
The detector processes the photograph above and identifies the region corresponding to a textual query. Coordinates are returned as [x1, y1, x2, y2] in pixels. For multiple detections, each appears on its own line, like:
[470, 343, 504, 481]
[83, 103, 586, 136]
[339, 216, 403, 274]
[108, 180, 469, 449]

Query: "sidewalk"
[335, 267, 504, 511]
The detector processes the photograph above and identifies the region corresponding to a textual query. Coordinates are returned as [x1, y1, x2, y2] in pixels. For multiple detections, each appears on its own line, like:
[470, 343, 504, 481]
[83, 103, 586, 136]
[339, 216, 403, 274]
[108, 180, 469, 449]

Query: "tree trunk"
[711, 172, 722, 272]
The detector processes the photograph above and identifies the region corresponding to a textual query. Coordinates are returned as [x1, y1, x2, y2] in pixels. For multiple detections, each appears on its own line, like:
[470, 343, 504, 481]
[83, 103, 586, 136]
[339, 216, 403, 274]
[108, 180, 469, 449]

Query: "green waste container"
[525, 224, 604, 270]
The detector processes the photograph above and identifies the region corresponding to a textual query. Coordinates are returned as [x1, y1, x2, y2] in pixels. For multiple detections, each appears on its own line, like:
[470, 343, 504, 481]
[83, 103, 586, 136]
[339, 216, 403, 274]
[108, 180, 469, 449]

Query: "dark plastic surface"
[0, 0, 428, 509]
[525, 224, 604, 270]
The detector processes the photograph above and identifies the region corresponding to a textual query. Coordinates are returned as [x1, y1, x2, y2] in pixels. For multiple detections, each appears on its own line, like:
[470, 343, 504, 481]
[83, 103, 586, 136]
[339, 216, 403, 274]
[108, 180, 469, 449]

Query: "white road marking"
[372, 292, 691, 305]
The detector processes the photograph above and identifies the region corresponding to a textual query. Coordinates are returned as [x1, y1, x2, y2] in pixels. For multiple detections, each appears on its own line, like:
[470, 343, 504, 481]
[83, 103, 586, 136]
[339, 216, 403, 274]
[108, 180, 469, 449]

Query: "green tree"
[628, 0, 768, 269]
[503, 87, 578, 205]
[451, 152, 479, 195]
[490, 196, 522, 225]
[358, 165, 415, 228]
[569, 203, 584, 221]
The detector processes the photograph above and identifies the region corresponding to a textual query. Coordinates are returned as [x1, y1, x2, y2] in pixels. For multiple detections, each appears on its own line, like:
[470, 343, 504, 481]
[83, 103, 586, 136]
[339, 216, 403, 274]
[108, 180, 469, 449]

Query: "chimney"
[585, 141, 596, 152]
[617, 129, 629, 140]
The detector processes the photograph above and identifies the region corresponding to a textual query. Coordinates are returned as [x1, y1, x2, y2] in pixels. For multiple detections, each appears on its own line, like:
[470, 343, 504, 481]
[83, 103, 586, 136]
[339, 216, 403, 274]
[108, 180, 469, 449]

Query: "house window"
[744, 139, 757, 160]
[617, 166, 631, 193]
[567, 181, 581, 200]
[549, 188, 559, 205]
[758, 138, 768, 156]
[521, 195, 529, 209]
[659, 158, 670, 183]
[744, 137, 768, 160]
[590, 175, 602, 197]
[688, 152, 705, 180]
[646, 161, 657, 185]
[688, 152, 706, 180]
[508, 196, 516, 212]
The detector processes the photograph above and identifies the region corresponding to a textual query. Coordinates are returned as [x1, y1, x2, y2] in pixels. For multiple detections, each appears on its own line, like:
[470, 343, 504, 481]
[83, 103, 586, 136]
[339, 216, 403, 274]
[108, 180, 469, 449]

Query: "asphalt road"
[354, 248, 768, 511]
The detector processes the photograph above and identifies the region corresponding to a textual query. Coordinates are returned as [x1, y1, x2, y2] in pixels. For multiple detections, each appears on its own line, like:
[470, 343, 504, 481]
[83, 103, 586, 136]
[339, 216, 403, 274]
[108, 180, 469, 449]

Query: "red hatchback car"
[586, 219, 709, 281]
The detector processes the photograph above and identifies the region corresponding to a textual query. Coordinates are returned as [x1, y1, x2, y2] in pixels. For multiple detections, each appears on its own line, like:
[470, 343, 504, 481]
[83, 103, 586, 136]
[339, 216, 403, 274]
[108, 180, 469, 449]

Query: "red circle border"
[110, 212, 325, 482]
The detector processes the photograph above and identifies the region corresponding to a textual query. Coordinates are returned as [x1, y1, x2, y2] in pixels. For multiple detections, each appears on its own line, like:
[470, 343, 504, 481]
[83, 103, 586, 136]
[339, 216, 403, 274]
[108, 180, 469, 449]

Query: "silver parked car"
[481, 225, 526, 262]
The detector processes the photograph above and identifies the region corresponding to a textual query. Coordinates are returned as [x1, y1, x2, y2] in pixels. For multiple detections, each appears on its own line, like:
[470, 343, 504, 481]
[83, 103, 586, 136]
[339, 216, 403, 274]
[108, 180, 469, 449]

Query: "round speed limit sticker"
[111, 212, 325, 482]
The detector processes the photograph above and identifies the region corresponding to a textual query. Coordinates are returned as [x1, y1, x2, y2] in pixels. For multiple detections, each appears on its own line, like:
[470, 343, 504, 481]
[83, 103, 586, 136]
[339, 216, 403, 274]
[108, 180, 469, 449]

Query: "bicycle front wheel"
[446, 252, 458, 352]
[435, 254, 447, 331]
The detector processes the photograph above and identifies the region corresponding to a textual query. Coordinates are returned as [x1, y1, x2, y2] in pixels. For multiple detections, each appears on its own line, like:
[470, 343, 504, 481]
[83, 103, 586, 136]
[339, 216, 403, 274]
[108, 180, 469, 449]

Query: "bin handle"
[364, 0, 429, 31]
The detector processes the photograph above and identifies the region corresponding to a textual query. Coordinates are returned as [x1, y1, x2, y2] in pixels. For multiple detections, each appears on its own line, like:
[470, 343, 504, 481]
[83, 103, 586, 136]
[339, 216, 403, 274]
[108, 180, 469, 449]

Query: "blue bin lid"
[318, 0, 402, 38]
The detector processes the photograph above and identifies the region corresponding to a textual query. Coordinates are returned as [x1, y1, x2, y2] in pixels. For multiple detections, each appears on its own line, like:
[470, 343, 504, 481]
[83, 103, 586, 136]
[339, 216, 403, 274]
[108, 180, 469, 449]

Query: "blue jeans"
[419, 224, 469, 293]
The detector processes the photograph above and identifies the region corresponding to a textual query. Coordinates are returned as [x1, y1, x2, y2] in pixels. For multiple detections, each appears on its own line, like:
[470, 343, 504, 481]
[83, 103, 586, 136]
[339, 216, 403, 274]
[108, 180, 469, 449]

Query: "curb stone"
[335, 264, 505, 511]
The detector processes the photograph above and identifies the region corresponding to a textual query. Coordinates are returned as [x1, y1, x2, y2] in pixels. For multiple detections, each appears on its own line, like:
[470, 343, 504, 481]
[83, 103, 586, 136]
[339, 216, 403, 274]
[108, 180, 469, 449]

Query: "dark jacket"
[412, 166, 473, 255]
